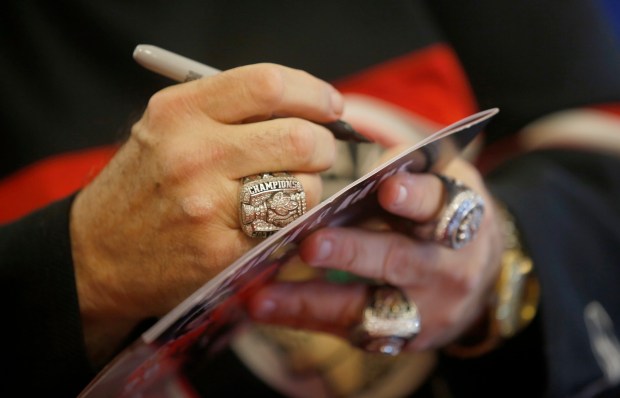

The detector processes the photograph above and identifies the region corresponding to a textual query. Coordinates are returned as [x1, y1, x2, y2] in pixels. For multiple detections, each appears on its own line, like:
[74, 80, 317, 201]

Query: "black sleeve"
[421, 3, 620, 395]
[0, 197, 95, 396]
[426, 0, 620, 139]
[488, 150, 620, 398]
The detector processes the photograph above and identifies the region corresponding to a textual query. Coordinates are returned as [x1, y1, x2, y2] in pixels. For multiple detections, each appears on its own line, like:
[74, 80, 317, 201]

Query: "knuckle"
[145, 89, 172, 116]
[407, 176, 440, 221]
[129, 119, 151, 147]
[283, 120, 317, 166]
[158, 145, 200, 183]
[144, 87, 186, 126]
[136, 87, 198, 144]
[383, 242, 418, 283]
[335, 237, 359, 273]
[409, 189, 429, 218]
[245, 63, 286, 109]
[159, 140, 227, 184]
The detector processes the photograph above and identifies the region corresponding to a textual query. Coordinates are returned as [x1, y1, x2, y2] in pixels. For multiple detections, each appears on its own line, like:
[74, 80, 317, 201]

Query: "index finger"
[299, 227, 440, 286]
[192, 63, 344, 124]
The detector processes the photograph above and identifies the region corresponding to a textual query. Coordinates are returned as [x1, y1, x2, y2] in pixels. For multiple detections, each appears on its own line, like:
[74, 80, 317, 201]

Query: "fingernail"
[330, 88, 344, 115]
[394, 184, 408, 206]
[315, 238, 333, 262]
[253, 299, 277, 319]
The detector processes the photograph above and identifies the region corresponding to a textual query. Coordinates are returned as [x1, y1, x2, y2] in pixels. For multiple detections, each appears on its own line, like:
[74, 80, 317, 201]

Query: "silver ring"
[412, 174, 484, 249]
[433, 174, 484, 249]
[351, 285, 420, 356]
[239, 172, 307, 238]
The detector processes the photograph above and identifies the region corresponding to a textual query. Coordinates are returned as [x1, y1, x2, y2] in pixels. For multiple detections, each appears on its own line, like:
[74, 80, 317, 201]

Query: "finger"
[377, 173, 444, 223]
[217, 118, 337, 178]
[248, 280, 479, 352]
[193, 63, 344, 124]
[299, 227, 441, 286]
[248, 281, 367, 338]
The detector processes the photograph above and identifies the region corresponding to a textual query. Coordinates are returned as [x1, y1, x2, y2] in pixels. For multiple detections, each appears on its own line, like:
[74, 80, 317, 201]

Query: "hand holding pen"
[133, 44, 371, 144]
[132, 44, 369, 237]
[72, 48, 352, 344]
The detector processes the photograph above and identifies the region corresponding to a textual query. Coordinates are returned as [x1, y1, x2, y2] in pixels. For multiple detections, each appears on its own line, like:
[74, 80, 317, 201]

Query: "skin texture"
[68, 58, 620, 365]
[248, 153, 505, 353]
[69, 64, 342, 364]
[247, 107, 620, 355]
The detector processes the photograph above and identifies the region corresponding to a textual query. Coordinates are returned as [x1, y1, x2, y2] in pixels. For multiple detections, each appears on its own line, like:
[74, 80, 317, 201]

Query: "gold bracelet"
[444, 203, 540, 358]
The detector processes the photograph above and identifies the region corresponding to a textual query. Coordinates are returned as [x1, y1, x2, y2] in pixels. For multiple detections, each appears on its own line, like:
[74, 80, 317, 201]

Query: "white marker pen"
[133, 44, 221, 82]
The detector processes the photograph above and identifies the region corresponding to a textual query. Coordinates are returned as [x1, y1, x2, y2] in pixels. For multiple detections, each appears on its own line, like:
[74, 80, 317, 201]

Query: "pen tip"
[325, 120, 373, 143]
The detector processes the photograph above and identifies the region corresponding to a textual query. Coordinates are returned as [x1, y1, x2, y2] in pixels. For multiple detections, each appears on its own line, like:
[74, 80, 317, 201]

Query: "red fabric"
[477, 103, 620, 173]
[334, 43, 478, 126]
[590, 103, 620, 116]
[0, 146, 118, 223]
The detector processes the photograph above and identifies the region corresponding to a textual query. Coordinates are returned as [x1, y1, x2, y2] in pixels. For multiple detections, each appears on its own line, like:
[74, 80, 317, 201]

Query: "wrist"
[444, 202, 539, 357]
[70, 191, 143, 367]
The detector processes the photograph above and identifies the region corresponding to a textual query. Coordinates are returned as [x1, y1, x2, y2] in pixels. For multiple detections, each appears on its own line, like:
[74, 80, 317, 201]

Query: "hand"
[69, 64, 341, 362]
[248, 157, 505, 352]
